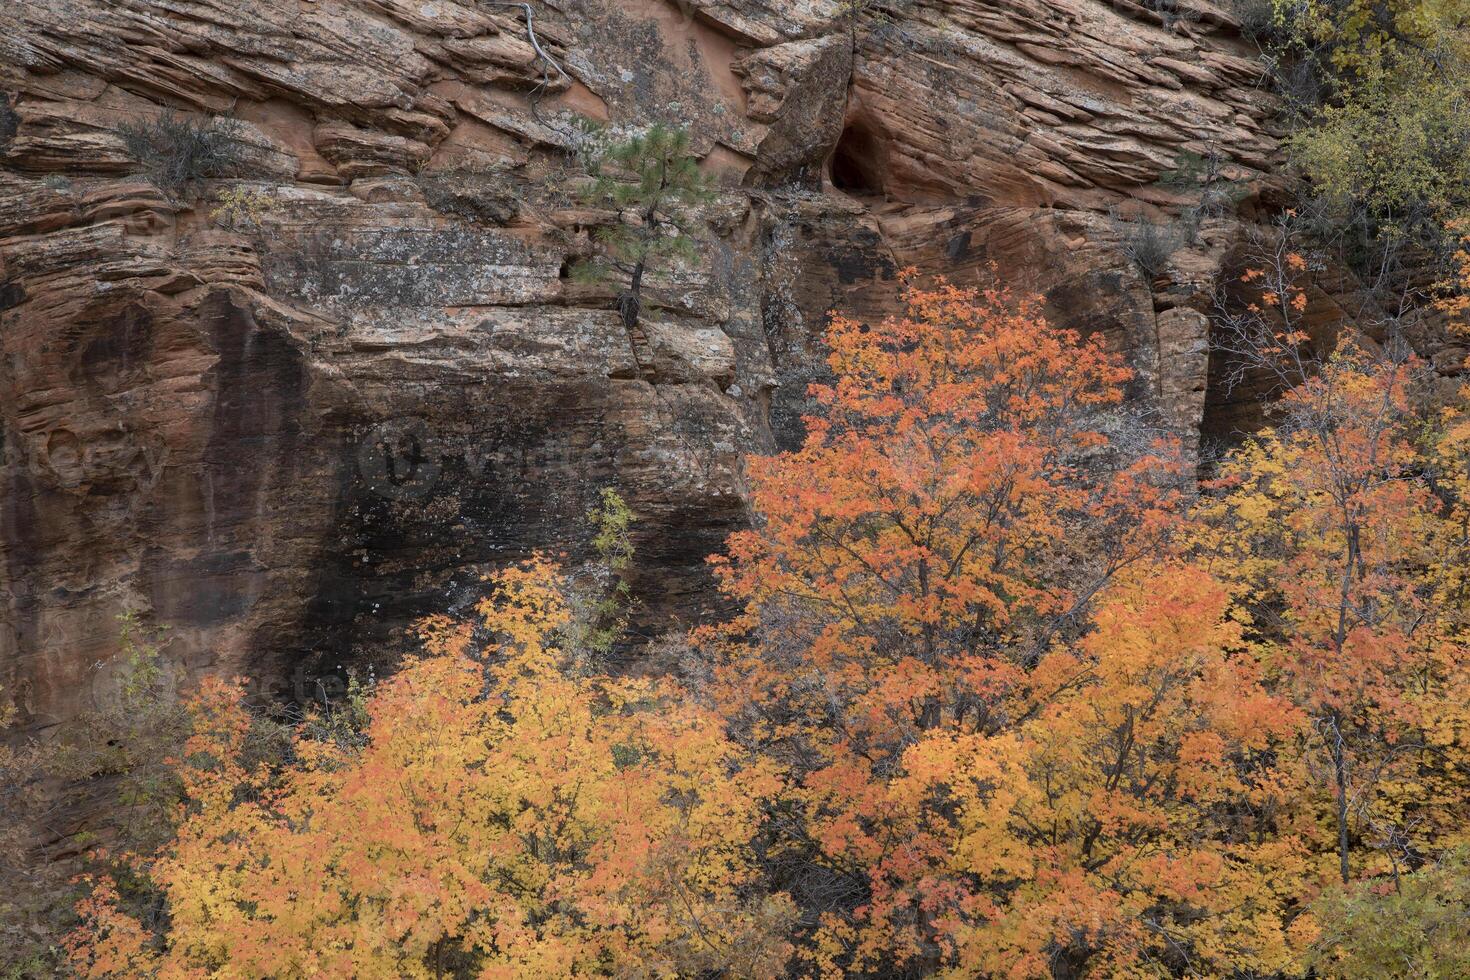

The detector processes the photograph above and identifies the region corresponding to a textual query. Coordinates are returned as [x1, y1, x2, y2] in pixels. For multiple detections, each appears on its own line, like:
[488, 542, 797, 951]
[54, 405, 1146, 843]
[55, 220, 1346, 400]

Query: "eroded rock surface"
[0, 0, 1451, 728]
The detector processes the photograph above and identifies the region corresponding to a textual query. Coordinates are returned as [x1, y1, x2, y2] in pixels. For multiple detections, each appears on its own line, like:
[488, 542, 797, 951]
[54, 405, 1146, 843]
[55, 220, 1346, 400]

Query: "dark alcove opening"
[829, 120, 887, 197]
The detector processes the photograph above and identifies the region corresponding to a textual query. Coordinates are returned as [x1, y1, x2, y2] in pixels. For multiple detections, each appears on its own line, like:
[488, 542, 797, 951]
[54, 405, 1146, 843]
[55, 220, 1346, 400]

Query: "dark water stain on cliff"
[75, 304, 154, 389]
[292, 380, 630, 693]
[141, 292, 308, 642]
[0, 455, 42, 727]
[200, 293, 306, 513]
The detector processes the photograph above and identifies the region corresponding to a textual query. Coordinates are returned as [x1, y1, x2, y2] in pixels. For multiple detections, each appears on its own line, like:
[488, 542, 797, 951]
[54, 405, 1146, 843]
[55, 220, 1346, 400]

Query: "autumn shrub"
[1288, 56, 1470, 258]
[1308, 848, 1470, 978]
[1430, 235, 1470, 638]
[67, 560, 793, 979]
[1194, 344, 1464, 879]
[57, 270, 1470, 979]
[1204, 232, 1470, 888]
[695, 275, 1303, 976]
[701, 271, 1470, 976]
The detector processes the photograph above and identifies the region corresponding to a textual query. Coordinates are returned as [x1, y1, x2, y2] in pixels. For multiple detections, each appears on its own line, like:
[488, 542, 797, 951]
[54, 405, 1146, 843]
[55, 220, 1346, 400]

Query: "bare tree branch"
[479, 2, 571, 85]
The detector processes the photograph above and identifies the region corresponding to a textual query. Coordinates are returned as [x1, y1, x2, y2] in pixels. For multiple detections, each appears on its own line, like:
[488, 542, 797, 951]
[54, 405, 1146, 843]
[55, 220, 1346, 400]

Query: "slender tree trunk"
[621, 261, 644, 329]
[621, 172, 663, 331]
[917, 557, 936, 663]
[1331, 711, 1351, 884]
[1327, 519, 1359, 885]
[918, 696, 941, 730]
[916, 556, 942, 730]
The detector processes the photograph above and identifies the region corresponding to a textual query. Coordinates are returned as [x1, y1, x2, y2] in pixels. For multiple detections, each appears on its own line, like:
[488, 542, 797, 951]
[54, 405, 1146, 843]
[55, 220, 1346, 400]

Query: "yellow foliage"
[68, 559, 793, 979]
[801, 567, 1310, 978]
[59, 274, 1470, 979]
[1278, 0, 1470, 238]
[1195, 341, 1470, 884]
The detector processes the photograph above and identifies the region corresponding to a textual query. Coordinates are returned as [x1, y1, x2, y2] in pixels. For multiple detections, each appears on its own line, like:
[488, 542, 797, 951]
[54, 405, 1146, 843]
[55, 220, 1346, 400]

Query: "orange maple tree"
[58, 267, 1470, 979]
[1199, 238, 1470, 893]
[790, 563, 1308, 977]
[697, 277, 1308, 976]
[711, 274, 1181, 754]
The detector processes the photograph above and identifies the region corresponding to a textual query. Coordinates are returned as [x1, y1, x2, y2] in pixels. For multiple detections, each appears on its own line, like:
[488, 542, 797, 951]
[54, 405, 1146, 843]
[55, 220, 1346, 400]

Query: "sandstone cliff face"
[0, 0, 1422, 728]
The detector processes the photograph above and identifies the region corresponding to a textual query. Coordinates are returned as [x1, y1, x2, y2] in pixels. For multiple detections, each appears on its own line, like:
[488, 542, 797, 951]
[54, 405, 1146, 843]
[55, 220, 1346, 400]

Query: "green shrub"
[560, 487, 637, 672]
[1309, 848, 1470, 979]
[1109, 206, 1187, 282]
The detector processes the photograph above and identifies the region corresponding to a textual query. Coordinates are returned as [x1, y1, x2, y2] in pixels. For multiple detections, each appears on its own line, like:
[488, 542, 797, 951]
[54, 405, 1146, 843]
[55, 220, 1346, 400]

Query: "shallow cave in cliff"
[1197, 265, 1307, 465]
[1198, 344, 1252, 467]
[829, 120, 887, 197]
[1198, 325, 1281, 471]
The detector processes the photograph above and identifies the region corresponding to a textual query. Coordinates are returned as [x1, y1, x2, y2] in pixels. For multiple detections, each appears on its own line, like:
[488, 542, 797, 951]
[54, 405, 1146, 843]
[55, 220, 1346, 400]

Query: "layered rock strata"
[0, 0, 1456, 729]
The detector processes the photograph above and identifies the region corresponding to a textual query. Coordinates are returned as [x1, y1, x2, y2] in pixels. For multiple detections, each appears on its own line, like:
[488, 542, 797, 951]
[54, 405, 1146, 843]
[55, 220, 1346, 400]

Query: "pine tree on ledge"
[576, 123, 714, 330]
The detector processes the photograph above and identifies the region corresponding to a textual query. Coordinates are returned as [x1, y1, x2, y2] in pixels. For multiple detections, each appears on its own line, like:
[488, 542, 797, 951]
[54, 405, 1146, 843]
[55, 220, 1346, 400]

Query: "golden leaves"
[65, 276, 1470, 980]
[69, 561, 791, 979]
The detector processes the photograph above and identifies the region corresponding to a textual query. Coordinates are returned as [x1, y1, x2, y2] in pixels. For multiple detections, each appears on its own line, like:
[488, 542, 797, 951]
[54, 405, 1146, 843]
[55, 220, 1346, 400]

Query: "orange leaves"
[1198, 338, 1470, 888]
[65, 876, 160, 979]
[715, 275, 1181, 751]
[705, 275, 1289, 977]
[949, 567, 1303, 974]
[1224, 345, 1432, 713]
[784, 565, 1306, 977]
[1239, 253, 1311, 341]
[65, 272, 1470, 979]
[69, 560, 792, 979]
[1434, 225, 1470, 333]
